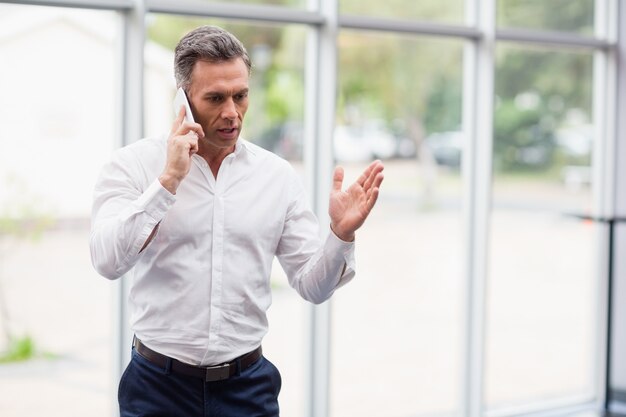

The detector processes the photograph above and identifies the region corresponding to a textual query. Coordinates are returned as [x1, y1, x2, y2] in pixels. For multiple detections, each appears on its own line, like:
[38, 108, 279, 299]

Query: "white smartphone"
[173, 87, 195, 123]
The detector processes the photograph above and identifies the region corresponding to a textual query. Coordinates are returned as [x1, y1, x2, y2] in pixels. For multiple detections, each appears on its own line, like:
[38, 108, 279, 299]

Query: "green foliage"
[147, 7, 594, 173]
[423, 75, 462, 135]
[493, 46, 592, 172]
[495, 45, 592, 114]
[493, 100, 556, 172]
[497, 0, 594, 34]
[0, 335, 34, 363]
[0, 335, 56, 364]
[339, 0, 464, 22]
[265, 70, 304, 123]
[338, 31, 463, 136]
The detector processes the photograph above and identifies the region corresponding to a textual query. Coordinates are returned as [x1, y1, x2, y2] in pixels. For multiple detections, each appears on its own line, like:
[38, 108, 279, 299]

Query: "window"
[339, 0, 464, 23]
[0, 4, 120, 416]
[485, 44, 596, 411]
[331, 30, 465, 417]
[0, 1, 620, 417]
[497, 0, 595, 34]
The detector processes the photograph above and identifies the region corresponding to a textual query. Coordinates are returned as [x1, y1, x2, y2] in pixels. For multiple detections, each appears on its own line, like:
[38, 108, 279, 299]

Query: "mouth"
[216, 127, 239, 140]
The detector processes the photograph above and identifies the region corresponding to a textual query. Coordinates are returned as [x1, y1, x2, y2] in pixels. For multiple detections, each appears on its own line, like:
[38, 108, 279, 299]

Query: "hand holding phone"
[173, 87, 195, 123]
[160, 87, 201, 194]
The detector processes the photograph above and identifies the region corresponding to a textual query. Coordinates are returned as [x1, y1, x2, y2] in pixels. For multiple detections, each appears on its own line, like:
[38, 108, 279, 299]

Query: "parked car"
[424, 131, 463, 168]
[257, 120, 406, 162]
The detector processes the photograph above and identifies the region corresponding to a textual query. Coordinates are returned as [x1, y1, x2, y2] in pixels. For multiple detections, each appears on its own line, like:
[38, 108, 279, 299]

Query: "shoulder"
[115, 135, 166, 163]
[241, 139, 295, 174]
[108, 135, 167, 175]
[101, 135, 166, 186]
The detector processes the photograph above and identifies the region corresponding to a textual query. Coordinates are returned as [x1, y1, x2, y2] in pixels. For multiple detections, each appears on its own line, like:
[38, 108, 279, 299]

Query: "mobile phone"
[173, 87, 195, 123]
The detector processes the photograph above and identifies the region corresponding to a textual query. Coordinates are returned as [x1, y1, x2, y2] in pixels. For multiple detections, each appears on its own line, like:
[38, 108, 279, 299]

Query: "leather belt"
[134, 338, 262, 382]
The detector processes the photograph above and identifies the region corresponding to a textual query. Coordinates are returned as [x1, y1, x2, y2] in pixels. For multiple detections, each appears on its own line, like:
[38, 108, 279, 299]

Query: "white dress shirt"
[90, 136, 355, 365]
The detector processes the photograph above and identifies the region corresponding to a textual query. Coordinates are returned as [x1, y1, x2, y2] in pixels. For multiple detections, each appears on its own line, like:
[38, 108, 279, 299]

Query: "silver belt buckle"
[205, 363, 230, 382]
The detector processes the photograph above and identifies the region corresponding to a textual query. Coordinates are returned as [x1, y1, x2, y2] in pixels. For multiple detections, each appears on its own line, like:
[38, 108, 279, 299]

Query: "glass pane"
[0, 4, 118, 416]
[497, 0, 594, 34]
[486, 45, 596, 410]
[146, 15, 308, 416]
[339, 0, 464, 23]
[332, 30, 464, 417]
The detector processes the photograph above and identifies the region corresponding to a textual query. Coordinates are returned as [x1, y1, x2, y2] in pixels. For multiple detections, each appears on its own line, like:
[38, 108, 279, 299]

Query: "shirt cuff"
[325, 227, 356, 289]
[134, 179, 177, 220]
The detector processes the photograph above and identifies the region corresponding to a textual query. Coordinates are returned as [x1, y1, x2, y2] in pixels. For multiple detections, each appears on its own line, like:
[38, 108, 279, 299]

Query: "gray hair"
[174, 25, 252, 91]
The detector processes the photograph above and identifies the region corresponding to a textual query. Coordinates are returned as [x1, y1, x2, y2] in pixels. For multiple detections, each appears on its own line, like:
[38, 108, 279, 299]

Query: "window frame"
[0, 1, 621, 417]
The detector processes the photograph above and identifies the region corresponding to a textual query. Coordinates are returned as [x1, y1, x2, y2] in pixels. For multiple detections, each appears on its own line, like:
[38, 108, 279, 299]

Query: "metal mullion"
[304, 0, 337, 415]
[145, 0, 324, 25]
[611, 2, 626, 413]
[496, 28, 613, 50]
[596, 0, 624, 413]
[591, 0, 619, 412]
[113, 2, 145, 416]
[338, 14, 481, 39]
[462, 1, 495, 417]
[0, 0, 133, 10]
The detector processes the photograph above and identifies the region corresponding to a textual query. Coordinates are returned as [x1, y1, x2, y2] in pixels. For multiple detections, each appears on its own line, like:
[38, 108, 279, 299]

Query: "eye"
[235, 91, 249, 101]
[208, 95, 222, 103]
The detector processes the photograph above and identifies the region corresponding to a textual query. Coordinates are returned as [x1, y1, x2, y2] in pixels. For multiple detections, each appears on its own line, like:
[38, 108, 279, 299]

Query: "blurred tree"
[339, 0, 463, 22]
[423, 75, 462, 135]
[493, 99, 556, 171]
[146, 4, 593, 172]
[338, 31, 463, 147]
[497, 0, 594, 34]
[494, 46, 592, 172]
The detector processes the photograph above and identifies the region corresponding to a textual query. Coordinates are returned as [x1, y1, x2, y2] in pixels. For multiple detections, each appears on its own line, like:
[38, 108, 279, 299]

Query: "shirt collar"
[234, 138, 257, 158]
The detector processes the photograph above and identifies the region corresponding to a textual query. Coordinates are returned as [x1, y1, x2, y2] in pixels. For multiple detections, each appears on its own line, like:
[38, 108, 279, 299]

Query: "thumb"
[332, 166, 344, 193]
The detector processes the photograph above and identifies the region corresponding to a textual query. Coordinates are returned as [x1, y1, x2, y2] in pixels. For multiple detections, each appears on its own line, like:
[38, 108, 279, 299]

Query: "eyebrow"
[203, 88, 249, 98]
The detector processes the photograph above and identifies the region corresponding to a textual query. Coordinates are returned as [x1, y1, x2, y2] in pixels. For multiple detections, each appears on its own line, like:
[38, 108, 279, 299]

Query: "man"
[90, 25, 384, 416]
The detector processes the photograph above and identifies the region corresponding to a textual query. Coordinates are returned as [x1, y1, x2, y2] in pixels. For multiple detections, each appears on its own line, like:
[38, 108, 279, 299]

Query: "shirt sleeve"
[89, 148, 176, 280]
[275, 173, 356, 304]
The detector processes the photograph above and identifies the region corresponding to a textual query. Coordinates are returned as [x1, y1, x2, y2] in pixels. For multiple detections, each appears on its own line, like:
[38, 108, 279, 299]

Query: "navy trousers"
[118, 348, 281, 417]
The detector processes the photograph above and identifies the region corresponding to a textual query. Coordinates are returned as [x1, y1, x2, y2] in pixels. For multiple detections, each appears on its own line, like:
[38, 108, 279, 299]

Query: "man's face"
[187, 58, 250, 152]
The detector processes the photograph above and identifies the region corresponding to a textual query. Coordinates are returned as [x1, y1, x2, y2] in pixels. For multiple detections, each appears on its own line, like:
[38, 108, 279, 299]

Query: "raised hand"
[159, 106, 205, 194]
[329, 160, 385, 242]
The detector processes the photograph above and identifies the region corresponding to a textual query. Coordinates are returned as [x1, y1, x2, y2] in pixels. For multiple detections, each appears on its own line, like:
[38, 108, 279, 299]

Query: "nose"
[221, 98, 237, 120]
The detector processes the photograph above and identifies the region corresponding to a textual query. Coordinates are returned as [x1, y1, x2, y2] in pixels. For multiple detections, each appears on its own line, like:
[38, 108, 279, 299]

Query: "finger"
[189, 122, 205, 139]
[173, 131, 198, 150]
[189, 134, 199, 155]
[170, 106, 186, 136]
[366, 187, 380, 211]
[365, 173, 384, 204]
[333, 166, 344, 192]
[356, 160, 378, 187]
[372, 171, 384, 190]
[363, 161, 384, 190]
[176, 121, 205, 139]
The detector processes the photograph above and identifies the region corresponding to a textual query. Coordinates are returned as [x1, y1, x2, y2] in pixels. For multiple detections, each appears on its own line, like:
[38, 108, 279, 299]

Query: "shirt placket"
[204, 156, 232, 363]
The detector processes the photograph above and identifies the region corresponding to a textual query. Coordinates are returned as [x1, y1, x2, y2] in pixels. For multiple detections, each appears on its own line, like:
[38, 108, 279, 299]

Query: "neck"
[197, 141, 236, 178]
